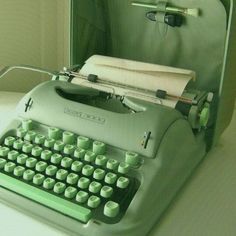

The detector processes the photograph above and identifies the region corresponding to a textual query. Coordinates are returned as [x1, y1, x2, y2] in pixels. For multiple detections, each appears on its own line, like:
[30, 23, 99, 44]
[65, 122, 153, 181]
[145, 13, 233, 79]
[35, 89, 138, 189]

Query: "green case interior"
[70, 0, 236, 146]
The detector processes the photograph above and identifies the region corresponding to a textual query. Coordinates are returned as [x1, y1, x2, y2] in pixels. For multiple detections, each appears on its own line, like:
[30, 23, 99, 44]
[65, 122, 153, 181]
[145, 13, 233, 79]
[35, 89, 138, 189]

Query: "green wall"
[0, 0, 70, 93]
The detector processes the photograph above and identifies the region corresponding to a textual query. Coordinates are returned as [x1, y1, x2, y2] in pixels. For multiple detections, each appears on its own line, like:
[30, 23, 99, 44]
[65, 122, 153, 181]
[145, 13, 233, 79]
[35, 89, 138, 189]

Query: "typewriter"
[0, 0, 235, 236]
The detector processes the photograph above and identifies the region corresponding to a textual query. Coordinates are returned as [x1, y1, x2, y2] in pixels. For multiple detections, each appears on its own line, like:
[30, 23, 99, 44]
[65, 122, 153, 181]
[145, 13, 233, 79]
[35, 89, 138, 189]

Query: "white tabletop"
[0, 92, 235, 236]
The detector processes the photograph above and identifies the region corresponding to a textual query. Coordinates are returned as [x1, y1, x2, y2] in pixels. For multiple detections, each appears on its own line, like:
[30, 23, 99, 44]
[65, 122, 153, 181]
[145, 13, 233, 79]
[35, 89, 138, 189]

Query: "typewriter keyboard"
[0, 119, 140, 224]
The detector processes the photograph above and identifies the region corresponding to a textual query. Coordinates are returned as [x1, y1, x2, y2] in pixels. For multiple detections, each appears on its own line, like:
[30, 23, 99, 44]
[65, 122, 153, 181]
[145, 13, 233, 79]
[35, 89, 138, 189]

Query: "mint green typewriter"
[0, 1, 235, 236]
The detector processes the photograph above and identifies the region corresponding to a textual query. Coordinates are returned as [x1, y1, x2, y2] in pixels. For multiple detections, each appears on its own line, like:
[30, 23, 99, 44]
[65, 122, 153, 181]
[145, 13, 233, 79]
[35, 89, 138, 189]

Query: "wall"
[0, 0, 70, 92]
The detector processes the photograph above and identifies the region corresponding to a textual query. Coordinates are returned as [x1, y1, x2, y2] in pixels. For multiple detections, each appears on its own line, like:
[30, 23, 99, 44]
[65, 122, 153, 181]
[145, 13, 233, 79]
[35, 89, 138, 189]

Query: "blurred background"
[0, 0, 70, 92]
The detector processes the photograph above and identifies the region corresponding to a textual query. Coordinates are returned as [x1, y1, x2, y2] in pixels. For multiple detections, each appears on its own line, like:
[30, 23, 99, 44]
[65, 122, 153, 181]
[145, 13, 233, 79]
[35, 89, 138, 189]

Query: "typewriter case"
[70, 0, 236, 148]
[0, 1, 235, 236]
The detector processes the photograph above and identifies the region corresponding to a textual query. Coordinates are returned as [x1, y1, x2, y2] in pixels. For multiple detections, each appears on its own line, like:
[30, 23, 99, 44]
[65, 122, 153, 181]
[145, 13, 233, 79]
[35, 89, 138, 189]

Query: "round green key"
[4, 136, 15, 146]
[76, 191, 89, 203]
[92, 141, 106, 155]
[0, 158, 7, 169]
[16, 127, 27, 138]
[63, 131, 75, 145]
[35, 161, 48, 172]
[54, 140, 64, 151]
[100, 186, 113, 198]
[22, 143, 33, 154]
[13, 139, 24, 150]
[53, 182, 66, 194]
[4, 162, 16, 173]
[50, 153, 62, 164]
[71, 161, 83, 172]
[106, 159, 119, 171]
[0, 146, 10, 157]
[23, 169, 35, 181]
[56, 169, 68, 180]
[104, 172, 117, 185]
[66, 173, 79, 185]
[74, 148, 86, 159]
[41, 150, 52, 161]
[104, 201, 120, 218]
[95, 155, 108, 166]
[82, 165, 94, 177]
[93, 168, 106, 180]
[63, 144, 75, 155]
[33, 173, 45, 185]
[61, 157, 73, 168]
[116, 176, 130, 189]
[84, 151, 96, 162]
[26, 157, 37, 168]
[24, 131, 36, 142]
[43, 178, 56, 190]
[118, 162, 130, 174]
[31, 146, 43, 157]
[7, 150, 19, 161]
[45, 165, 58, 176]
[125, 151, 140, 166]
[44, 138, 55, 148]
[22, 119, 33, 130]
[64, 186, 77, 199]
[89, 181, 102, 194]
[13, 166, 25, 177]
[77, 136, 90, 149]
[87, 195, 101, 208]
[17, 154, 28, 165]
[77, 177, 90, 189]
[34, 134, 45, 145]
[48, 127, 60, 140]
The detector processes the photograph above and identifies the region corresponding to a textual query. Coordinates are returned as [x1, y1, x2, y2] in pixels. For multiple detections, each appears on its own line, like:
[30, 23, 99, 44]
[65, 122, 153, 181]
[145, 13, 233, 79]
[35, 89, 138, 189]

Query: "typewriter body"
[0, 1, 236, 236]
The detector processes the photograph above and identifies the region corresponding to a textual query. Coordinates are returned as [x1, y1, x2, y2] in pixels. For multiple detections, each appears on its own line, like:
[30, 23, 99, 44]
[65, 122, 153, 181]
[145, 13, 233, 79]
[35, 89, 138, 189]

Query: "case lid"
[69, 0, 236, 146]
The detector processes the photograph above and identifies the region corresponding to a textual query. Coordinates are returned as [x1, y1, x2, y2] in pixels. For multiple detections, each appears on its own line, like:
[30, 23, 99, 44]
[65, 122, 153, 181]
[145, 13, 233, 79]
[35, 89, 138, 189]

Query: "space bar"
[0, 173, 92, 223]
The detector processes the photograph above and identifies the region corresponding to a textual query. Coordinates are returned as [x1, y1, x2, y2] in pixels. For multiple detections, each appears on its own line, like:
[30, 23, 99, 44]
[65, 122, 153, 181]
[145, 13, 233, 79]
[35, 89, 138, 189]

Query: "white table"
[0, 92, 235, 236]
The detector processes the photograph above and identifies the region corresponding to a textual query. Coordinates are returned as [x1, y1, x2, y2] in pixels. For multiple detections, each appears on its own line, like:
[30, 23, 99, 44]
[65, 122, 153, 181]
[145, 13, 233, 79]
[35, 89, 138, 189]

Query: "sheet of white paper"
[86, 55, 196, 78]
[78, 55, 195, 108]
